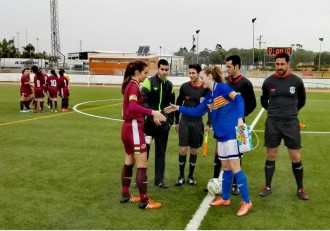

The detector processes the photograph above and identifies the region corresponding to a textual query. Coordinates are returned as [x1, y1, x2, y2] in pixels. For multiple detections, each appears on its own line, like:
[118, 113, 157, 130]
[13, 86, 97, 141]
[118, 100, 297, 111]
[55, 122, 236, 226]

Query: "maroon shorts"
[34, 88, 44, 98]
[48, 88, 58, 99]
[60, 88, 69, 98]
[20, 91, 29, 97]
[20, 88, 33, 97]
[121, 120, 147, 155]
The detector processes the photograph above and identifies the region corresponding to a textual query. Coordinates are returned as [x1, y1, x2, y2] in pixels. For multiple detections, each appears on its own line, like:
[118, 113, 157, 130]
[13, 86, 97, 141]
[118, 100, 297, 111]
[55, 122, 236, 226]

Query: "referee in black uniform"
[259, 52, 308, 200]
[174, 64, 210, 186]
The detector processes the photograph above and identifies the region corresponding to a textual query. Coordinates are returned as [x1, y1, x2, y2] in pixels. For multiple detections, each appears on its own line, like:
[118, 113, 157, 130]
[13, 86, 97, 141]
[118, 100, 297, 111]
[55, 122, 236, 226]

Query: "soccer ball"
[207, 171, 223, 196]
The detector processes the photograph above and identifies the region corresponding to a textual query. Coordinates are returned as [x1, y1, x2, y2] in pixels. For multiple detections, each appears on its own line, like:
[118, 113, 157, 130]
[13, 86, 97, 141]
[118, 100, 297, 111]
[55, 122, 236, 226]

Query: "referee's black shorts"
[178, 119, 204, 148]
[264, 117, 302, 149]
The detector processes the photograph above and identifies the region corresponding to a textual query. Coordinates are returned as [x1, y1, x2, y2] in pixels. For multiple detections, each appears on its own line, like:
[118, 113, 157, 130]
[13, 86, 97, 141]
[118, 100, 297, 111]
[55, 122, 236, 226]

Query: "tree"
[0, 38, 17, 58]
[313, 51, 330, 70]
[34, 51, 48, 59]
[21, 43, 36, 58]
[198, 48, 211, 65]
[209, 51, 222, 64]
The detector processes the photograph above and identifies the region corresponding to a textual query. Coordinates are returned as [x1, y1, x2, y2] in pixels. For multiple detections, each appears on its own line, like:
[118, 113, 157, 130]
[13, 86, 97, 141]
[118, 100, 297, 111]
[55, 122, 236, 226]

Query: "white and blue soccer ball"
[207, 171, 223, 196]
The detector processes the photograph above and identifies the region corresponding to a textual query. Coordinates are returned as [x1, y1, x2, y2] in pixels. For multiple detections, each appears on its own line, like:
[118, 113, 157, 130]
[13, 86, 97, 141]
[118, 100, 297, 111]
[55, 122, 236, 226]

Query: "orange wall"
[89, 57, 159, 76]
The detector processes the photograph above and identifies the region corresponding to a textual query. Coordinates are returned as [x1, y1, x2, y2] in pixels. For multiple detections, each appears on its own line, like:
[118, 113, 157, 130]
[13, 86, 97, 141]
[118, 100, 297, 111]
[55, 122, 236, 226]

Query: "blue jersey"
[178, 82, 244, 142]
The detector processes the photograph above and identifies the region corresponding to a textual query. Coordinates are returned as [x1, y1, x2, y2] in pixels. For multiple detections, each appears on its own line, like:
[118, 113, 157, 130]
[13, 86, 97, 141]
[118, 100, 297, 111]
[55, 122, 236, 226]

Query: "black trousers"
[145, 116, 171, 185]
[154, 127, 170, 185]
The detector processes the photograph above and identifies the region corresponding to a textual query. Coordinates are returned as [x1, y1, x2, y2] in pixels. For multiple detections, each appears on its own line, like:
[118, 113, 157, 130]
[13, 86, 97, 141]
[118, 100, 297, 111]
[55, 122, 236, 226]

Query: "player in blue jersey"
[164, 66, 252, 217]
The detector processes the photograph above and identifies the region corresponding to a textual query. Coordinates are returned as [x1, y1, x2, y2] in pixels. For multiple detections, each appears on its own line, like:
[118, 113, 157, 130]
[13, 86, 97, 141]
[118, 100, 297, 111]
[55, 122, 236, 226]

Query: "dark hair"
[226, 55, 241, 69]
[31, 65, 43, 79]
[50, 69, 58, 77]
[275, 52, 290, 62]
[158, 59, 169, 68]
[21, 68, 29, 74]
[59, 70, 64, 77]
[121, 60, 148, 95]
[59, 68, 65, 73]
[202, 66, 225, 83]
[188, 64, 202, 73]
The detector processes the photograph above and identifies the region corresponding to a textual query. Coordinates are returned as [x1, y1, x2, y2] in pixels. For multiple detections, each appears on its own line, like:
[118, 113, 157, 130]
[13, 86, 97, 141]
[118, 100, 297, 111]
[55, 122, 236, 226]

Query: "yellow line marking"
[0, 102, 122, 126]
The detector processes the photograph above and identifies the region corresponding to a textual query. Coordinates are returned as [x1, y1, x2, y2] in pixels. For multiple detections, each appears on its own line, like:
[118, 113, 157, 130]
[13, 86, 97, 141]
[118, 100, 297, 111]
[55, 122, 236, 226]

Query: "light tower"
[50, 0, 61, 68]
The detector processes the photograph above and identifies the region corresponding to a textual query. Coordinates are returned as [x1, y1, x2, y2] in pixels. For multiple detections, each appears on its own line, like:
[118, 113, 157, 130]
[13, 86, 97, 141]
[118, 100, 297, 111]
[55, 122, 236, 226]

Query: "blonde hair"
[202, 66, 225, 83]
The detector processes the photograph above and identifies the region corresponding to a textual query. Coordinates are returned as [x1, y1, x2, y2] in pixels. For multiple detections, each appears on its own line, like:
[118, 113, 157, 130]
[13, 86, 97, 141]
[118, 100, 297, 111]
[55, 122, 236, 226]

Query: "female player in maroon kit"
[120, 60, 166, 209]
[31, 65, 46, 113]
[58, 70, 70, 111]
[19, 68, 33, 112]
[46, 69, 59, 112]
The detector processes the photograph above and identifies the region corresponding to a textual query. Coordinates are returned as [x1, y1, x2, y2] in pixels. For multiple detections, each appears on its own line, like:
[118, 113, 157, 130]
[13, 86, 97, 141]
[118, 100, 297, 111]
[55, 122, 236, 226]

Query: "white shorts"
[217, 139, 242, 160]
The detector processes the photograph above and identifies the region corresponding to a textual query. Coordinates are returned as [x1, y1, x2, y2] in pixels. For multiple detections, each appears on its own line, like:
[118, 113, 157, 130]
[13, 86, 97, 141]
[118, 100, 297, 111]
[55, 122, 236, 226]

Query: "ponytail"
[203, 66, 225, 83]
[121, 60, 147, 95]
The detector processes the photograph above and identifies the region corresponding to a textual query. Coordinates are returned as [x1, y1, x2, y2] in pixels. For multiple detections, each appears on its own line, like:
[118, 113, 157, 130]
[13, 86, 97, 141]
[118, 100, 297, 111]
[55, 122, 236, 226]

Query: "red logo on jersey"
[270, 88, 276, 93]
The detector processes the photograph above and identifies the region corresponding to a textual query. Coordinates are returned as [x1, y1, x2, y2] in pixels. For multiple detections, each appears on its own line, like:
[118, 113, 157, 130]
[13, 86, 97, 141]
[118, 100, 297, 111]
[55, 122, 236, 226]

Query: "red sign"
[267, 47, 292, 55]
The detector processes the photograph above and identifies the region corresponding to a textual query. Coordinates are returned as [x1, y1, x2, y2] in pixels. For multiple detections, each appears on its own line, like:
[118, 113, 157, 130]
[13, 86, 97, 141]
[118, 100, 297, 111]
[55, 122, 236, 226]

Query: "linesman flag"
[202, 131, 209, 157]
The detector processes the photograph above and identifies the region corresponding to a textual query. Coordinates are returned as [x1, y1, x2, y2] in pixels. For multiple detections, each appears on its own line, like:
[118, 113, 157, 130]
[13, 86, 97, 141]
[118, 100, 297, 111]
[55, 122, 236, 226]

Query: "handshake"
[151, 104, 179, 126]
[151, 110, 167, 126]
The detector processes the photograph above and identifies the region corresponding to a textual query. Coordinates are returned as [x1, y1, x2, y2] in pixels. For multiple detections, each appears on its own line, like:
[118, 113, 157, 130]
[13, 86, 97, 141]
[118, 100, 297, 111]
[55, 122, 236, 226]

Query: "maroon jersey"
[20, 74, 32, 96]
[43, 74, 49, 91]
[58, 76, 69, 97]
[122, 79, 148, 122]
[121, 79, 152, 155]
[47, 75, 59, 98]
[34, 75, 45, 90]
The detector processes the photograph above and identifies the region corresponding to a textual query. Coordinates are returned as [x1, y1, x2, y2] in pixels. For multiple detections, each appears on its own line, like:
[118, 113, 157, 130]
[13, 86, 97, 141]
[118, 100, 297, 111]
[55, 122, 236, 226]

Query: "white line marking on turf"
[250, 108, 265, 130]
[185, 195, 214, 230]
[185, 108, 265, 230]
[73, 99, 124, 122]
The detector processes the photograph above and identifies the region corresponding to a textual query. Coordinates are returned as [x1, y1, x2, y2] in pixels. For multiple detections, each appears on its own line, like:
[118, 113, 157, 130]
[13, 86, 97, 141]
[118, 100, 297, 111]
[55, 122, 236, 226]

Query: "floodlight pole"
[318, 38, 324, 72]
[196, 30, 200, 64]
[16, 32, 20, 58]
[252, 18, 256, 67]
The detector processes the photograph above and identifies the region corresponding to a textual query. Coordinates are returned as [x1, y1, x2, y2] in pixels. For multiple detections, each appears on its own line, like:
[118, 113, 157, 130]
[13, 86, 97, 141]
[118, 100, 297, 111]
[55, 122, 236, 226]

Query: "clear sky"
[1, 0, 329, 56]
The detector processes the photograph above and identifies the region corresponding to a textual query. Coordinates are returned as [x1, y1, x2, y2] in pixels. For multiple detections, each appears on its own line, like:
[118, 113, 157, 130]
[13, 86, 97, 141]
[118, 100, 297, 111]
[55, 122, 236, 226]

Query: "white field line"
[73, 100, 329, 229]
[184, 108, 265, 230]
[184, 195, 214, 230]
[72, 99, 123, 122]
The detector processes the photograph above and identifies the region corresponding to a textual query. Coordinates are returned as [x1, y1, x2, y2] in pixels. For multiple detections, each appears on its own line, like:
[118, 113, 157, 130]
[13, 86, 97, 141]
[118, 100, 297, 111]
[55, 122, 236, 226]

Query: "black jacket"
[226, 75, 257, 118]
[141, 74, 175, 125]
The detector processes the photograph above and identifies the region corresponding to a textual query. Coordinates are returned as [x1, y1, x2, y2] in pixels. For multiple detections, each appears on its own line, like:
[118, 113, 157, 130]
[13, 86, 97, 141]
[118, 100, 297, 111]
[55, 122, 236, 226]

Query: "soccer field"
[1, 83, 330, 230]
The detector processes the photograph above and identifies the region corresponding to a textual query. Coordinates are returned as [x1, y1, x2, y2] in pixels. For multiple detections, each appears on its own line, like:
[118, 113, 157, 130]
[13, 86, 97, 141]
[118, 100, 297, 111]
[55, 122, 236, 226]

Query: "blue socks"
[222, 170, 250, 203]
[235, 170, 250, 203]
[222, 170, 233, 200]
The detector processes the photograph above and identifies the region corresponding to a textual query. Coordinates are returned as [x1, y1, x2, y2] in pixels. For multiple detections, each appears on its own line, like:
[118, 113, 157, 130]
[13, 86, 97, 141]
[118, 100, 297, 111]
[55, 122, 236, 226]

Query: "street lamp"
[16, 32, 20, 58]
[36, 38, 39, 53]
[159, 46, 162, 58]
[216, 43, 224, 61]
[318, 38, 324, 72]
[252, 18, 256, 67]
[196, 30, 200, 64]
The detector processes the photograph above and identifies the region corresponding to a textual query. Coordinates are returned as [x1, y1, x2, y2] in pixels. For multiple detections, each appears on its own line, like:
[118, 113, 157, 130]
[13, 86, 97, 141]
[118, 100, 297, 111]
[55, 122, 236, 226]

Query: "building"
[68, 45, 184, 76]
